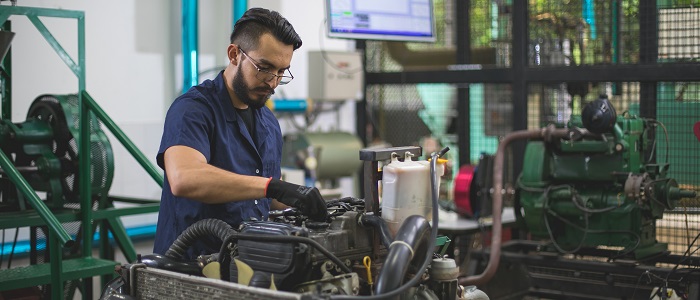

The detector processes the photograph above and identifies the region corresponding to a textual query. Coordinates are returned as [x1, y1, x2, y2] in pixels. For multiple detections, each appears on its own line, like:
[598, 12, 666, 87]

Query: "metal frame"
[360, 0, 700, 170]
[0, 6, 162, 299]
[471, 240, 700, 299]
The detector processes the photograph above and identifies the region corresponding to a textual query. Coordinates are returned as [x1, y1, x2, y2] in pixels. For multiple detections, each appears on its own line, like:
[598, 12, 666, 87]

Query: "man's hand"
[265, 178, 328, 221]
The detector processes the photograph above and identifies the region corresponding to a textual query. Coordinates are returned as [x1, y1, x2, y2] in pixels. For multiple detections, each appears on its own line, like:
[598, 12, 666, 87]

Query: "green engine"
[518, 97, 696, 258]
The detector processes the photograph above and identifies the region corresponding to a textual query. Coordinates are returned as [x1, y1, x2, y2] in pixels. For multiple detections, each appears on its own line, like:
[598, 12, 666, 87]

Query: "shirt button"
[255, 169, 260, 174]
[255, 200, 258, 205]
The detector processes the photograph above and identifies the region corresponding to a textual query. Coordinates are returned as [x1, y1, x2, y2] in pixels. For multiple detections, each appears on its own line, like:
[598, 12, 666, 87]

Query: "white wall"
[4, 0, 356, 229]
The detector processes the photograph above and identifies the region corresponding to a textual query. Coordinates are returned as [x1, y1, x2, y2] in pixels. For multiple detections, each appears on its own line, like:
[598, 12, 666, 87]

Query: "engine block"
[519, 99, 695, 258]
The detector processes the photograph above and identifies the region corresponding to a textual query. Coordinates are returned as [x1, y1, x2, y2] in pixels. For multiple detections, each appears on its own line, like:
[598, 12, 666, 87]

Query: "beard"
[233, 64, 275, 110]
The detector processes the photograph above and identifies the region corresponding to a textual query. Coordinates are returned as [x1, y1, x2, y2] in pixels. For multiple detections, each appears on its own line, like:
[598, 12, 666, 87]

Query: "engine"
[100, 147, 487, 300]
[229, 198, 375, 294]
[518, 96, 696, 258]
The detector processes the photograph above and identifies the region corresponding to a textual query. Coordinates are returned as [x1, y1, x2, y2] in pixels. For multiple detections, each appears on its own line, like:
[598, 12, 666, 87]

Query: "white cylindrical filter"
[381, 152, 445, 235]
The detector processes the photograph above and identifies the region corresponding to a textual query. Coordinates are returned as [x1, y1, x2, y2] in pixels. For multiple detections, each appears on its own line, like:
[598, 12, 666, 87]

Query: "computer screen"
[325, 0, 436, 43]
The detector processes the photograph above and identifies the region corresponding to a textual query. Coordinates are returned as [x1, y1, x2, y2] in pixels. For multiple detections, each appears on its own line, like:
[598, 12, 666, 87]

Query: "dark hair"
[229, 7, 302, 51]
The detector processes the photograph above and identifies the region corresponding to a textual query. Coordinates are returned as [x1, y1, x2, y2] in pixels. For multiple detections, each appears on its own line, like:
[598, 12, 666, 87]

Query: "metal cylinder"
[462, 285, 490, 300]
[429, 257, 459, 300]
[281, 132, 362, 180]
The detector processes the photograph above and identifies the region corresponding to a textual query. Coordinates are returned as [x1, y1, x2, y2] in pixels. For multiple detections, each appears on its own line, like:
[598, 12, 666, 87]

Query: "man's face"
[231, 33, 294, 110]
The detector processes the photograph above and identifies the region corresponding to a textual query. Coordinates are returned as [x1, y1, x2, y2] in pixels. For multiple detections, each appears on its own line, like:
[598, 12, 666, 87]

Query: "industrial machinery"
[0, 94, 114, 210]
[99, 146, 489, 300]
[0, 6, 162, 299]
[518, 95, 696, 258]
[461, 96, 700, 299]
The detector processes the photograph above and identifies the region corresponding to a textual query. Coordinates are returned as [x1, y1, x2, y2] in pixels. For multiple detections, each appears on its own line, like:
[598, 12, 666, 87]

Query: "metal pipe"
[182, 0, 198, 92]
[0, 150, 73, 247]
[0, 166, 38, 173]
[459, 125, 569, 286]
[81, 91, 164, 187]
[232, 0, 247, 24]
[0, 21, 12, 120]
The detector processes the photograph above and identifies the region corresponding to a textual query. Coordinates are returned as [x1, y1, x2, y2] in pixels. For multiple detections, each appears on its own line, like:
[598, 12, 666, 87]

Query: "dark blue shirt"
[154, 71, 282, 259]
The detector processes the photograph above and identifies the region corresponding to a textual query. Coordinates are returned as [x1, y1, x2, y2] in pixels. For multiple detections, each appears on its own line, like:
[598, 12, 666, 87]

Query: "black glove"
[265, 178, 328, 221]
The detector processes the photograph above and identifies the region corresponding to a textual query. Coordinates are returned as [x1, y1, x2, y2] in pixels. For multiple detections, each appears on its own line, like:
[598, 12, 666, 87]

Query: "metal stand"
[0, 6, 162, 299]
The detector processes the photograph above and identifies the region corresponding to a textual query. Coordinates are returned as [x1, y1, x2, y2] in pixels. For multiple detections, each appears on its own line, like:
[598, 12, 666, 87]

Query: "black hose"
[359, 214, 393, 250]
[165, 218, 233, 259]
[374, 215, 431, 295]
[331, 147, 448, 300]
[140, 253, 203, 275]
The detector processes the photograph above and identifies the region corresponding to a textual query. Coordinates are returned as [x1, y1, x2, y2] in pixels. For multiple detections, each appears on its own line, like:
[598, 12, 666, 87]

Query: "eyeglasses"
[239, 48, 294, 85]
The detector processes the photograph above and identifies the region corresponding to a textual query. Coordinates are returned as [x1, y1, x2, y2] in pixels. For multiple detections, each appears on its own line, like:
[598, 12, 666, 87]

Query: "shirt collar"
[215, 71, 239, 122]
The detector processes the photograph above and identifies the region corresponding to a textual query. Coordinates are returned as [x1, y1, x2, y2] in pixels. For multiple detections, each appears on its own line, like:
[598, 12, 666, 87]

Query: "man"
[154, 7, 327, 260]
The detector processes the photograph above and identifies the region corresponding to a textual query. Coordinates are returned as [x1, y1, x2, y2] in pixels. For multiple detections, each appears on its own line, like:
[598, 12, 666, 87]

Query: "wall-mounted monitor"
[325, 0, 436, 43]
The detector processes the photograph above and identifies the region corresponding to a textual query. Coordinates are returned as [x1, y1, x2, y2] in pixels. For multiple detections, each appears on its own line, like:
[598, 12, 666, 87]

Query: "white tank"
[381, 152, 445, 236]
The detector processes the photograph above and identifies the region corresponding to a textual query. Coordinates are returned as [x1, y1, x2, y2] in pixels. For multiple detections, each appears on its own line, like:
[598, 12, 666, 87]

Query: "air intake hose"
[165, 218, 234, 259]
[374, 215, 431, 295]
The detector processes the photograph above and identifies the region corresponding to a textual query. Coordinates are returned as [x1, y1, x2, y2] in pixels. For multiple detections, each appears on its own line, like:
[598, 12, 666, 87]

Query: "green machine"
[0, 94, 114, 210]
[0, 6, 162, 299]
[518, 96, 696, 258]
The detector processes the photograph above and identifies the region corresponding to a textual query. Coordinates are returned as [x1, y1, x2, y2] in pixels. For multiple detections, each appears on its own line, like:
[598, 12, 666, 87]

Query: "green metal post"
[81, 91, 164, 186]
[78, 13, 98, 295]
[0, 150, 73, 246]
[611, 0, 620, 94]
[1, 20, 11, 120]
[77, 11, 93, 261]
[49, 233, 64, 300]
[99, 220, 114, 289]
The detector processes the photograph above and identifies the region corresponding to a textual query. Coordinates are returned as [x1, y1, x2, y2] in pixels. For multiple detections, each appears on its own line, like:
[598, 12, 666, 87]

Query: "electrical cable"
[318, 19, 363, 74]
[570, 187, 619, 213]
[630, 270, 667, 300]
[545, 206, 641, 258]
[664, 231, 700, 285]
[647, 119, 670, 165]
[542, 184, 642, 256]
[527, 182, 639, 256]
[542, 185, 588, 254]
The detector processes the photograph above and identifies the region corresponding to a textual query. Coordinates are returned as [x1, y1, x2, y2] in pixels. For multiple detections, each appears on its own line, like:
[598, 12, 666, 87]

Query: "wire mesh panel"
[364, 0, 455, 73]
[364, 0, 700, 266]
[658, 6, 700, 61]
[470, 0, 512, 67]
[651, 81, 700, 259]
[470, 83, 511, 163]
[528, 0, 641, 66]
[364, 84, 456, 159]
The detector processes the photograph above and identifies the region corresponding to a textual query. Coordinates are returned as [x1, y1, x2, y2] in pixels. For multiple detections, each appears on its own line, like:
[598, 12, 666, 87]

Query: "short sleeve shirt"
[153, 71, 282, 259]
